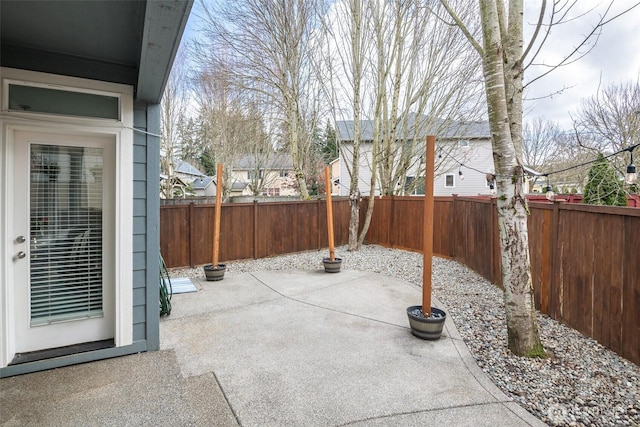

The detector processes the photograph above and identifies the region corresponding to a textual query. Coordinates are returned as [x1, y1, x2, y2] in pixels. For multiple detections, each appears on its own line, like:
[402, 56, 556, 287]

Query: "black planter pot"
[323, 257, 342, 273]
[203, 263, 226, 281]
[406, 306, 446, 340]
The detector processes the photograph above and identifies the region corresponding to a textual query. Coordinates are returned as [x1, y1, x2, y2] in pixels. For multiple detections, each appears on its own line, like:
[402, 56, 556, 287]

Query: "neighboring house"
[0, 1, 193, 377]
[161, 159, 209, 198]
[192, 176, 215, 197]
[337, 118, 497, 197]
[330, 158, 340, 195]
[174, 159, 206, 182]
[523, 166, 544, 194]
[160, 174, 191, 199]
[231, 153, 298, 197]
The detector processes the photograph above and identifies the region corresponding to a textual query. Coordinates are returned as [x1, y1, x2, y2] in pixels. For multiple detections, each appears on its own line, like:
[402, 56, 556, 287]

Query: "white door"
[12, 130, 115, 354]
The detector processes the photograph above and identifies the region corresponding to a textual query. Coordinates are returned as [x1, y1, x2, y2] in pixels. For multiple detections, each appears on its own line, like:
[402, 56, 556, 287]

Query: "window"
[404, 176, 425, 195]
[280, 170, 288, 177]
[248, 170, 263, 180]
[445, 174, 455, 187]
[459, 139, 470, 147]
[29, 144, 105, 325]
[8, 84, 120, 120]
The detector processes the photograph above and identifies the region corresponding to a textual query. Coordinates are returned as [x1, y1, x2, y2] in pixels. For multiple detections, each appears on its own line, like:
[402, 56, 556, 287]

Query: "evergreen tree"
[321, 121, 338, 163]
[199, 149, 217, 177]
[583, 153, 628, 206]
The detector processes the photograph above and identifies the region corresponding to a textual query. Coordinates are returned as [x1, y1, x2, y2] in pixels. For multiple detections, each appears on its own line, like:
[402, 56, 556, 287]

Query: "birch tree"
[320, 0, 483, 250]
[440, 0, 638, 356]
[522, 117, 563, 172]
[319, 0, 370, 250]
[160, 49, 191, 199]
[195, 65, 278, 198]
[196, 0, 323, 199]
[373, 0, 483, 198]
[573, 80, 640, 172]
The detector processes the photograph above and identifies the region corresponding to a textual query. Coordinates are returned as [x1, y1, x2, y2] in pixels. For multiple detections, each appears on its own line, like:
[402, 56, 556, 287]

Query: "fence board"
[361, 197, 391, 246]
[528, 205, 552, 312]
[433, 198, 453, 257]
[622, 216, 640, 364]
[592, 214, 624, 350]
[391, 197, 424, 251]
[159, 205, 190, 268]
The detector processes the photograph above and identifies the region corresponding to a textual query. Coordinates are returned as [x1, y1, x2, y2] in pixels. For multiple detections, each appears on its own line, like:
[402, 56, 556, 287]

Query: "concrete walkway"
[1, 269, 546, 426]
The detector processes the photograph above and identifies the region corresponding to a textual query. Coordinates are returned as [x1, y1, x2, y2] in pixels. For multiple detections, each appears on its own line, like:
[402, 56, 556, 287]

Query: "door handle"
[16, 251, 26, 260]
[16, 235, 26, 244]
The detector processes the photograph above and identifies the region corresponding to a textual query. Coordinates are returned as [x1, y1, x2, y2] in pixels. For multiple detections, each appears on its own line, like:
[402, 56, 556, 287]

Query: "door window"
[30, 144, 104, 326]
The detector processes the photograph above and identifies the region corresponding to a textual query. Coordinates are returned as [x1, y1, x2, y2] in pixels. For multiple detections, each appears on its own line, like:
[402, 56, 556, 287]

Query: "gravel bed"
[170, 244, 640, 427]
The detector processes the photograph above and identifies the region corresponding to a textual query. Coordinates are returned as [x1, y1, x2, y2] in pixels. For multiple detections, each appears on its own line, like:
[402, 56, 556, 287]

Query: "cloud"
[523, 1, 640, 129]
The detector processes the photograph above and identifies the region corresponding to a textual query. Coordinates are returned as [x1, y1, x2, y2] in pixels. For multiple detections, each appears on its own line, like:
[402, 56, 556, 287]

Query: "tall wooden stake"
[422, 135, 436, 317]
[325, 166, 335, 261]
[212, 163, 223, 267]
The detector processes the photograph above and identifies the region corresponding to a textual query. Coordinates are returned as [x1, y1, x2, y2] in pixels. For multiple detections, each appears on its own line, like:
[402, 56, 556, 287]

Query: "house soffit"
[0, 0, 192, 103]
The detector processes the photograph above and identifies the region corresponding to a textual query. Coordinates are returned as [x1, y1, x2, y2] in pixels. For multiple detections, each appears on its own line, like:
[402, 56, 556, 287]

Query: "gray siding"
[145, 103, 161, 350]
[133, 102, 160, 349]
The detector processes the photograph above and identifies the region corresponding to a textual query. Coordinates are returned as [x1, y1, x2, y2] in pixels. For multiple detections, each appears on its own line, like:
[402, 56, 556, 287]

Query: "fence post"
[253, 200, 259, 259]
[189, 202, 195, 268]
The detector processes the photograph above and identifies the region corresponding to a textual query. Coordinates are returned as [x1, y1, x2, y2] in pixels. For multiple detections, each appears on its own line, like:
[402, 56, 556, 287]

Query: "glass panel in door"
[29, 144, 104, 326]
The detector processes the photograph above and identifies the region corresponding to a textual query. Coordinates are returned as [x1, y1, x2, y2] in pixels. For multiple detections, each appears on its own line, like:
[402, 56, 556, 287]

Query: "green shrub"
[583, 154, 627, 206]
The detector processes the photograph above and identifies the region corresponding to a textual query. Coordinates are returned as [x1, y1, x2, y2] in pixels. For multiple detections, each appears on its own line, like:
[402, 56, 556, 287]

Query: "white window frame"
[444, 173, 455, 188]
[459, 139, 470, 148]
[0, 68, 133, 368]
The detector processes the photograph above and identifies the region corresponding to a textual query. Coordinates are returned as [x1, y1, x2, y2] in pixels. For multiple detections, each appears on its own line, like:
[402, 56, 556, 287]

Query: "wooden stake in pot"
[212, 163, 223, 267]
[325, 166, 335, 261]
[422, 135, 436, 317]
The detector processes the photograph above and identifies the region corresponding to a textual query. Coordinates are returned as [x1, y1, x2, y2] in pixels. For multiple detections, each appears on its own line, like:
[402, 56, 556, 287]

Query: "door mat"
[170, 277, 197, 294]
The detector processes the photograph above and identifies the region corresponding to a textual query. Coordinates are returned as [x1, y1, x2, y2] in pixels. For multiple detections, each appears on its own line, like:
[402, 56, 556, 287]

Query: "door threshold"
[9, 339, 115, 365]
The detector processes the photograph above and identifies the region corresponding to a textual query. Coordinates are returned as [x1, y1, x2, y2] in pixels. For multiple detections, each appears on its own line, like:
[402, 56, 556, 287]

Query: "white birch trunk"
[348, 0, 364, 250]
[480, 0, 543, 356]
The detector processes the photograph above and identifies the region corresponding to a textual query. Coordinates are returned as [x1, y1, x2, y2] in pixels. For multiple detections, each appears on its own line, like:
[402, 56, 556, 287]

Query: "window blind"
[29, 144, 104, 326]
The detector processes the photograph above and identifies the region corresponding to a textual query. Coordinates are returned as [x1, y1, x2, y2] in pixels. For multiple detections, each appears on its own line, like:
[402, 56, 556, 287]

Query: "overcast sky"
[182, 1, 640, 130]
[523, 1, 640, 129]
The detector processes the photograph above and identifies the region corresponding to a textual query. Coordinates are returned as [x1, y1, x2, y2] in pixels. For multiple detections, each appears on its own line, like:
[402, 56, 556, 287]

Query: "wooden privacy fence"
[160, 198, 351, 268]
[362, 196, 640, 366]
[160, 195, 639, 365]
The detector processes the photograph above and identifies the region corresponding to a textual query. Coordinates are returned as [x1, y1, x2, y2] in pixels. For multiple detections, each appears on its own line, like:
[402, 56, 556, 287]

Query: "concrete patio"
[1, 269, 545, 426]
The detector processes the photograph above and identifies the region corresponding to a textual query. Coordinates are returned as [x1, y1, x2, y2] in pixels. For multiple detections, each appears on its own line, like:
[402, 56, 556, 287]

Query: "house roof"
[523, 165, 543, 177]
[439, 121, 491, 139]
[234, 153, 293, 170]
[0, 0, 193, 103]
[174, 160, 206, 177]
[336, 115, 490, 141]
[231, 181, 249, 191]
[192, 176, 213, 190]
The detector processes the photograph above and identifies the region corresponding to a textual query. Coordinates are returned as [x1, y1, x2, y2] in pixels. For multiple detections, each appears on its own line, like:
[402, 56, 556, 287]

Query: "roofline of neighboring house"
[338, 135, 491, 143]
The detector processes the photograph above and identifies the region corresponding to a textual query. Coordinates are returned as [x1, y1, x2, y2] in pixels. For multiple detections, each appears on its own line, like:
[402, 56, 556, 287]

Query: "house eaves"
[336, 115, 490, 142]
[174, 159, 206, 177]
[0, 0, 193, 103]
